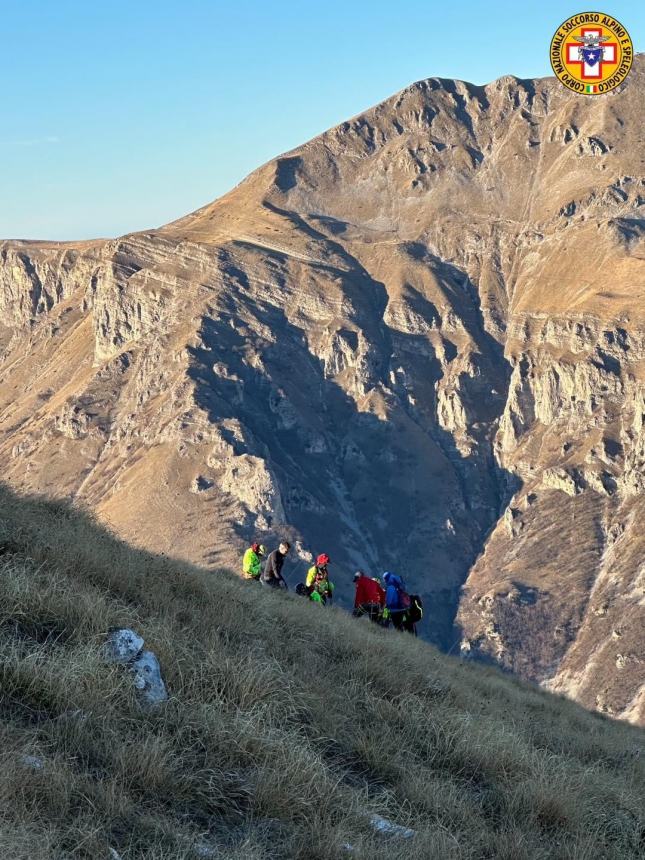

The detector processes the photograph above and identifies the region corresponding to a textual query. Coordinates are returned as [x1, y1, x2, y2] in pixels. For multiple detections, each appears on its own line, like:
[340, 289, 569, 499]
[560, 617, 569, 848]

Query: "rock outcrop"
[1, 58, 643, 722]
[104, 628, 167, 706]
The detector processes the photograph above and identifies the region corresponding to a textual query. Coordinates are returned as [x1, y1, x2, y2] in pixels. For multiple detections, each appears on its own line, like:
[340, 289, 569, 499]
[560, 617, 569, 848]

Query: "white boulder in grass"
[130, 650, 168, 705]
[193, 838, 219, 858]
[343, 814, 415, 853]
[104, 628, 144, 663]
[20, 754, 45, 771]
[104, 628, 168, 706]
[369, 814, 415, 839]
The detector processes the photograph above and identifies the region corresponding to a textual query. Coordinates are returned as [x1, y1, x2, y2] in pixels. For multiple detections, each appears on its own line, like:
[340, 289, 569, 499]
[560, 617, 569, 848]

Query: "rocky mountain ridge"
[1, 58, 643, 722]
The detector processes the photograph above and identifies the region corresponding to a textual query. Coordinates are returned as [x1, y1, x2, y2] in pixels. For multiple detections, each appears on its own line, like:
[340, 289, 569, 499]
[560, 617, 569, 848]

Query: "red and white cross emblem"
[566, 27, 618, 79]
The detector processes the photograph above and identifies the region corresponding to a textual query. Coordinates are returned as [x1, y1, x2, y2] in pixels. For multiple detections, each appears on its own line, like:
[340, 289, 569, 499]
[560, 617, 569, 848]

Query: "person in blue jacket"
[383, 571, 411, 631]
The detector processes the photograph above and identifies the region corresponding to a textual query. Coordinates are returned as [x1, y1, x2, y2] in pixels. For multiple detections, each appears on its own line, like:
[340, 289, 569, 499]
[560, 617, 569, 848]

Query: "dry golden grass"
[0, 483, 643, 859]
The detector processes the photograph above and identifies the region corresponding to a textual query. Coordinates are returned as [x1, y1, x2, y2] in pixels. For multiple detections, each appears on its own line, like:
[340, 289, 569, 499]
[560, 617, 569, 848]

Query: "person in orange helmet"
[305, 553, 334, 605]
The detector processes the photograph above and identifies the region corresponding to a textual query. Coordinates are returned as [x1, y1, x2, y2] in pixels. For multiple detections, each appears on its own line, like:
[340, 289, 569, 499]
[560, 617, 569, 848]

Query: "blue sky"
[1, 1, 642, 240]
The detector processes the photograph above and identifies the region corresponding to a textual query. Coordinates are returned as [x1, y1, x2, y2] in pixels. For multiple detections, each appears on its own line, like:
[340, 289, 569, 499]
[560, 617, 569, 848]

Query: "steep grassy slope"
[0, 483, 643, 860]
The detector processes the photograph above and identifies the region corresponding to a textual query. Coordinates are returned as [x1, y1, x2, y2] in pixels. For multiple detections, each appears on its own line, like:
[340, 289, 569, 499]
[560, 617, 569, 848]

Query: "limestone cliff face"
[458, 315, 644, 721]
[1, 58, 643, 722]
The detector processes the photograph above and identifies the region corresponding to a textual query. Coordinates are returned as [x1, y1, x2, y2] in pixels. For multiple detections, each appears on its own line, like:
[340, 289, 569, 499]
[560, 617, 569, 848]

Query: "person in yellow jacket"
[242, 542, 265, 580]
[305, 554, 334, 605]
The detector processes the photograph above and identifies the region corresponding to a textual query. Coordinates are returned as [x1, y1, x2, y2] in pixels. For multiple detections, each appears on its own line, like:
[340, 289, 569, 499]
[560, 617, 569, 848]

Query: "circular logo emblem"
[550, 12, 633, 95]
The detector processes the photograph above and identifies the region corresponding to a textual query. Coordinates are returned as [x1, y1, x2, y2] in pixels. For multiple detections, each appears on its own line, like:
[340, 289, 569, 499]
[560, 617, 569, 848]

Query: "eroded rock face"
[1, 58, 644, 722]
[457, 310, 644, 722]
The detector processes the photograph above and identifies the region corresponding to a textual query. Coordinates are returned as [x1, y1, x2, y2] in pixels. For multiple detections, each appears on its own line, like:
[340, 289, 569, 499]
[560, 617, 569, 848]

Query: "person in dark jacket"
[261, 541, 291, 589]
[353, 571, 385, 622]
[382, 571, 412, 631]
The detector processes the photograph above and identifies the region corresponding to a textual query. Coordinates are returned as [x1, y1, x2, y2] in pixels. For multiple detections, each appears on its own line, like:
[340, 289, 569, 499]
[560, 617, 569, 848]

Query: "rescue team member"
[260, 541, 291, 589]
[305, 553, 334, 605]
[242, 542, 265, 580]
[352, 571, 385, 622]
[383, 571, 414, 632]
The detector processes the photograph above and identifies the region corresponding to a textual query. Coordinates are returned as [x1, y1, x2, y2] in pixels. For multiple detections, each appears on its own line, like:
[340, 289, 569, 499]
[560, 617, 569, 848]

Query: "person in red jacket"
[352, 571, 385, 623]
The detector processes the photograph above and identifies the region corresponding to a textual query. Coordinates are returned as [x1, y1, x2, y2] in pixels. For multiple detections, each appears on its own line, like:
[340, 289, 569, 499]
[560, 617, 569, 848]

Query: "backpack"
[295, 583, 308, 597]
[398, 586, 412, 610]
[408, 594, 423, 624]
